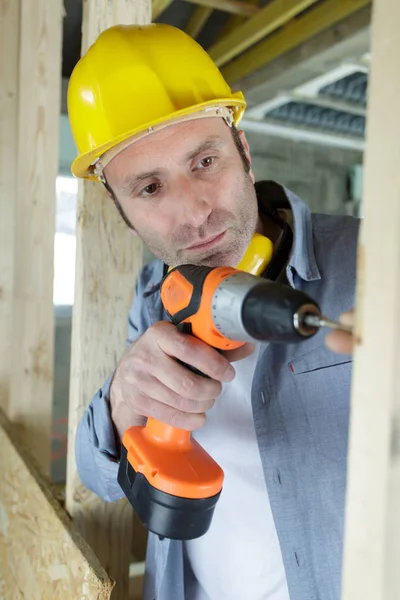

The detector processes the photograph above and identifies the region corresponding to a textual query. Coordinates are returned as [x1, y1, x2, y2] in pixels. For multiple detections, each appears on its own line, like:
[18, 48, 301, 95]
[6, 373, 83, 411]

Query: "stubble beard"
[140, 173, 258, 268]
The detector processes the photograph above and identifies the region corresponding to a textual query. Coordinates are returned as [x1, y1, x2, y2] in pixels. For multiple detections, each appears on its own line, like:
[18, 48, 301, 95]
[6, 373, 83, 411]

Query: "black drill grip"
[242, 283, 320, 343]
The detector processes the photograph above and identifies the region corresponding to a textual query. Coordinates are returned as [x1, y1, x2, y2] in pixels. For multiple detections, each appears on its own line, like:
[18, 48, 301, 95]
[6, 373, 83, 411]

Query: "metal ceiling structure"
[61, 0, 373, 149]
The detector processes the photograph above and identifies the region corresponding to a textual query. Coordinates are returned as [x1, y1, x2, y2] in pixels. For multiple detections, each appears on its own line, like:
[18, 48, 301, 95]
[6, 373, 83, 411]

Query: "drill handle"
[175, 322, 215, 378]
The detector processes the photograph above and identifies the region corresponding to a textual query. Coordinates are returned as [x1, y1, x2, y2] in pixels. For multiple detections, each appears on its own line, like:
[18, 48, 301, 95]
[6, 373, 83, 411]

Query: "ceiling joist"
[213, 0, 260, 42]
[185, 6, 213, 38]
[209, 0, 319, 67]
[184, 0, 259, 18]
[221, 0, 372, 84]
[152, 0, 173, 20]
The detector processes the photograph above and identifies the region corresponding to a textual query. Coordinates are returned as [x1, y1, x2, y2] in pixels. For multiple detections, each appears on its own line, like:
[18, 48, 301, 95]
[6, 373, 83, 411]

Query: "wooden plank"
[65, 2, 149, 599]
[0, 407, 113, 599]
[221, 0, 371, 84]
[8, 0, 63, 472]
[341, 1, 400, 599]
[209, 0, 318, 66]
[213, 0, 259, 42]
[152, 0, 173, 20]
[185, 6, 213, 38]
[238, 5, 371, 103]
[0, 0, 19, 415]
[184, 0, 259, 18]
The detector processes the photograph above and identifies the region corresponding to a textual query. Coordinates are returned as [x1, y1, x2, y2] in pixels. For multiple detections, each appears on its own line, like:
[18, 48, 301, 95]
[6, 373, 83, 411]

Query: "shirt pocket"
[289, 345, 352, 461]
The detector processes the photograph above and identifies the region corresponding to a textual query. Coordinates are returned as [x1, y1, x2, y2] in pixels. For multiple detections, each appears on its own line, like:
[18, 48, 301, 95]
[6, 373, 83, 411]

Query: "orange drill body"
[118, 261, 321, 540]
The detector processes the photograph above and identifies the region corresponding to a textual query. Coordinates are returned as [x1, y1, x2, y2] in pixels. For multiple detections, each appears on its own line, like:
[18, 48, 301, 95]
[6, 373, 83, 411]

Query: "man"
[69, 24, 357, 600]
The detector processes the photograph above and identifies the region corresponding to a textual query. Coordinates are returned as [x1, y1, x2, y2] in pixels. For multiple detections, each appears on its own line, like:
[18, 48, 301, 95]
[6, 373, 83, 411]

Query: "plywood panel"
[66, 2, 150, 598]
[342, 1, 400, 599]
[0, 408, 113, 599]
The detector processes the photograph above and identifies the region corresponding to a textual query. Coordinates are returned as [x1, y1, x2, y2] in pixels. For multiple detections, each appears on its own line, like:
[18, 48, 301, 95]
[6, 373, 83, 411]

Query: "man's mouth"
[185, 231, 226, 252]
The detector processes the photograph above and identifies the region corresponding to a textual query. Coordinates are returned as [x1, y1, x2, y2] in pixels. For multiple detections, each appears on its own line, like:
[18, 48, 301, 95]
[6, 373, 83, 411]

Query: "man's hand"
[110, 321, 254, 441]
[325, 310, 355, 355]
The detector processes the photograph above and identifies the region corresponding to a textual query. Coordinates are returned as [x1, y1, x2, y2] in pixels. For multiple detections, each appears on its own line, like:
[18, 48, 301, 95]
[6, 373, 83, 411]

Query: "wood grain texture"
[0, 0, 19, 415]
[0, 408, 113, 599]
[66, 1, 149, 598]
[8, 0, 63, 472]
[341, 1, 400, 599]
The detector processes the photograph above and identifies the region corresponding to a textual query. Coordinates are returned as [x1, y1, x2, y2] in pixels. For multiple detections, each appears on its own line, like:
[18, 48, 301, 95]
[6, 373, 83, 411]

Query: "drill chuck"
[210, 271, 320, 343]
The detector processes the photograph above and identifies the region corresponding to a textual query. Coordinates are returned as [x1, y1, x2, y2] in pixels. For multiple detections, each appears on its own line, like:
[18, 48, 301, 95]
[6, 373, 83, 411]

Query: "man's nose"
[177, 177, 212, 228]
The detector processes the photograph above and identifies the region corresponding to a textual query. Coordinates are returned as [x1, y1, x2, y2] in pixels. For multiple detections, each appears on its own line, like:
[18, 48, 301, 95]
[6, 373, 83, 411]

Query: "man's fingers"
[154, 323, 235, 383]
[154, 353, 222, 400]
[223, 342, 255, 363]
[339, 310, 354, 327]
[325, 330, 354, 355]
[135, 393, 206, 430]
[136, 372, 216, 414]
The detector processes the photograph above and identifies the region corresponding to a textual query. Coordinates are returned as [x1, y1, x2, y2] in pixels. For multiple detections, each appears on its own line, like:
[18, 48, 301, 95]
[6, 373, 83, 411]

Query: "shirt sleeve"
[74, 265, 155, 502]
[75, 375, 124, 502]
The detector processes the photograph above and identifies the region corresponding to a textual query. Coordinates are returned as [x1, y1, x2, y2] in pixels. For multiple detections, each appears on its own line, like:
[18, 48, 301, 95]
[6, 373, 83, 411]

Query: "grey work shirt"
[76, 181, 359, 600]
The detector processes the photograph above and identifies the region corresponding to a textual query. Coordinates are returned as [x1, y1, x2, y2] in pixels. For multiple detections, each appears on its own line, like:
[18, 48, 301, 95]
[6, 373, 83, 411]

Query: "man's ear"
[238, 130, 255, 183]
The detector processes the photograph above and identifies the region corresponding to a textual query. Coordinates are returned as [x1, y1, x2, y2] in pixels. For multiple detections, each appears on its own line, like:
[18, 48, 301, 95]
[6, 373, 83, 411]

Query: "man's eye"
[141, 183, 160, 196]
[198, 156, 216, 169]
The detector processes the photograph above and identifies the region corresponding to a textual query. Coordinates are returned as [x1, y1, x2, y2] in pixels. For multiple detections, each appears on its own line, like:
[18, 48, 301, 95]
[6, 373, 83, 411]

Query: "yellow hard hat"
[68, 24, 247, 180]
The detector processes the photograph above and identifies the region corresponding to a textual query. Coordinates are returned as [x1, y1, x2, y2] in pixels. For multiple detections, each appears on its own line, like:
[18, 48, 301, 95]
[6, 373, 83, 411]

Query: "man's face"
[104, 118, 258, 268]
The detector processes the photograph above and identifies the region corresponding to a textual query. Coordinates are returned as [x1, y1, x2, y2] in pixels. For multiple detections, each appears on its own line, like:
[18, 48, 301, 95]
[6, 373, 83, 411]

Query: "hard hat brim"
[71, 95, 246, 180]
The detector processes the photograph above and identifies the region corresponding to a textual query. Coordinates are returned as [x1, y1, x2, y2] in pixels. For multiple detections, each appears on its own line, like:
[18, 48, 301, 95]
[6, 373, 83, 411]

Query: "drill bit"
[303, 314, 353, 334]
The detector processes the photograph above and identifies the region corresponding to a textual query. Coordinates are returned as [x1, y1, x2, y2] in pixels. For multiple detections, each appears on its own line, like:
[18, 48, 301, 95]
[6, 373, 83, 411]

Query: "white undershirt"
[183, 345, 290, 600]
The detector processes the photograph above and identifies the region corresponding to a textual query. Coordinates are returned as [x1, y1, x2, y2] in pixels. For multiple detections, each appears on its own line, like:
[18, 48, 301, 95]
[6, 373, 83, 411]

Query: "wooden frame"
[6, 0, 63, 472]
[185, 6, 213, 38]
[65, 2, 149, 598]
[0, 408, 113, 599]
[342, 0, 400, 598]
[209, 0, 318, 67]
[0, 0, 19, 416]
[220, 0, 371, 84]
[184, 0, 259, 17]
[152, 0, 173, 20]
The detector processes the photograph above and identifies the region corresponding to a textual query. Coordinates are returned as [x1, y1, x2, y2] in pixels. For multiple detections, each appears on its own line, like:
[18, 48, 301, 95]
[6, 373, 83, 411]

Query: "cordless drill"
[117, 264, 339, 540]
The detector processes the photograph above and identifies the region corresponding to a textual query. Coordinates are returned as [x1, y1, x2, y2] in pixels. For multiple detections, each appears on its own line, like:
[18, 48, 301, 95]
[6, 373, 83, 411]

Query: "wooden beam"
[341, 1, 400, 599]
[184, 0, 259, 18]
[221, 0, 372, 84]
[8, 0, 63, 472]
[65, 2, 149, 599]
[0, 1, 19, 416]
[209, 0, 318, 67]
[0, 408, 113, 599]
[152, 0, 173, 20]
[213, 0, 259, 43]
[186, 6, 213, 38]
[238, 5, 371, 104]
